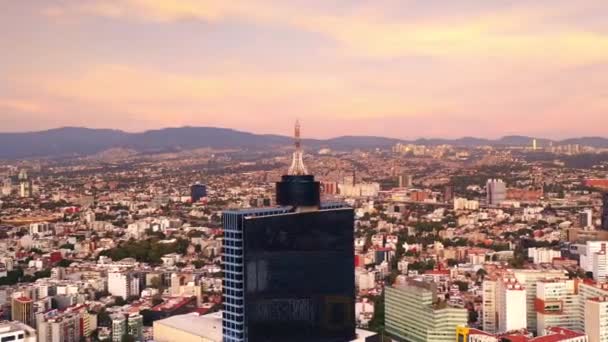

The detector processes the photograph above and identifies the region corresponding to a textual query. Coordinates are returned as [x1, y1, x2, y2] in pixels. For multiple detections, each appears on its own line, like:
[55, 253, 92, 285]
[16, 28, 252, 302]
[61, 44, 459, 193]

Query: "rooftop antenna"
[288, 119, 308, 175]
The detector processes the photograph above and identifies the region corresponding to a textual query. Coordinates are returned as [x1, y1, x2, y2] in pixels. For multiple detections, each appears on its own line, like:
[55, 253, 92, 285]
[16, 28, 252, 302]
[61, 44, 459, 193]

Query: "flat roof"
[154, 312, 222, 341]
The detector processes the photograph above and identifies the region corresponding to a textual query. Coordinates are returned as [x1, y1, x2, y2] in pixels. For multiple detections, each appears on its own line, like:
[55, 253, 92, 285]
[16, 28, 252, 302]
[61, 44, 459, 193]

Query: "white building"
[496, 277, 527, 333]
[592, 250, 608, 282]
[512, 269, 568, 333]
[112, 314, 127, 342]
[108, 271, 139, 300]
[482, 279, 498, 333]
[454, 198, 480, 211]
[153, 312, 222, 342]
[585, 296, 608, 342]
[535, 279, 580, 334]
[338, 183, 380, 198]
[0, 321, 36, 342]
[580, 241, 608, 273]
[29, 222, 52, 236]
[355, 268, 376, 291]
[528, 248, 562, 264]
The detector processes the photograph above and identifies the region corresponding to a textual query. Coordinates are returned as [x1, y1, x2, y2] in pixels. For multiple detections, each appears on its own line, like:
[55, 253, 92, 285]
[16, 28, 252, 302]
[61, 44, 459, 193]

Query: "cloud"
[12, 63, 436, 126]
[0, 99, 44, 113]
[43, 1, 608, 65]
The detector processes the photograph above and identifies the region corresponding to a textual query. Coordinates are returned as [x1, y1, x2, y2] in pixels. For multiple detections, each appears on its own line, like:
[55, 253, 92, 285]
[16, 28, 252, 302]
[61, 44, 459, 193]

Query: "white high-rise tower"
[288, 120, 308, 175]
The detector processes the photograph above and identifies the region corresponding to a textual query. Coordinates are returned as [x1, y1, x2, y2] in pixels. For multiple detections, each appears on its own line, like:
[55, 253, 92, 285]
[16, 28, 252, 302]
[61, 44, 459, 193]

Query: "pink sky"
[1, 1, 607, 139]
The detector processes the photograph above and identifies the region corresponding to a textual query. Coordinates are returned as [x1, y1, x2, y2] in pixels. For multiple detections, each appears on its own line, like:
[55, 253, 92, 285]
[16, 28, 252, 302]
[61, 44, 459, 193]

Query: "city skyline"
[2, 1, 608, 139]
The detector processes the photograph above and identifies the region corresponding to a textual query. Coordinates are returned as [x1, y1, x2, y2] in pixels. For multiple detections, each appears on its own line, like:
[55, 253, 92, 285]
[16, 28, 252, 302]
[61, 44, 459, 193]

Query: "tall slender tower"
[288, 120, 308, 176]
[602, 192, 608, 231]
[222, 122, 356, 342]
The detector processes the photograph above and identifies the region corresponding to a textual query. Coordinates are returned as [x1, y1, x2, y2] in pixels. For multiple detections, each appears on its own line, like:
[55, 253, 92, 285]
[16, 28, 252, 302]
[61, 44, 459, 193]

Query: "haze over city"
[3, 2, 608, 342]
[2, 1, 608, 138]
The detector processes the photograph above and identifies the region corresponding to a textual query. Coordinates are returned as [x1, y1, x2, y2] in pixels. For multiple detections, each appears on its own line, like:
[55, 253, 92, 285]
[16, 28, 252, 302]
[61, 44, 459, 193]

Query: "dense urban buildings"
[0, 122, 608, 341]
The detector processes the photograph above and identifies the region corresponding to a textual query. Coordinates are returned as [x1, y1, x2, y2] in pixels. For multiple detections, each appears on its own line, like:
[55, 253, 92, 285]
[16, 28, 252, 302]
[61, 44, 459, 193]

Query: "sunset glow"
[1, 1, 607, 138]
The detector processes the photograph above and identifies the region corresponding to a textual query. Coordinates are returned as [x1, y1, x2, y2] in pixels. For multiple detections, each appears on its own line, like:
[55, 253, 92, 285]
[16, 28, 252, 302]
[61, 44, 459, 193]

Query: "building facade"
[486, 179, 506, 206]
[535, 279, 580, 334]
[584, 296, 608, 342]
[0, 321, 36, 342]
[11, 297, 34, 328]
[385, 280, 467, 342]
[191, 183, 207, 203]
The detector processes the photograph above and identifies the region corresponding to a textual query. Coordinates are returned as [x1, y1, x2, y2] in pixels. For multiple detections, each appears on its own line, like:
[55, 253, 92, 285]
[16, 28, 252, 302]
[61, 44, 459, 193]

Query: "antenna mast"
[288, 120, 309, 175]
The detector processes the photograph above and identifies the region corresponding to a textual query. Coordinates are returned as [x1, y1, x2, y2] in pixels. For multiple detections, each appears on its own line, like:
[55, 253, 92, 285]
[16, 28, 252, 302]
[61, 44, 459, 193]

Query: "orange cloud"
[15, 63, 437, 122]
[0, 99, 44, 113]
[44, 1, 608, 65]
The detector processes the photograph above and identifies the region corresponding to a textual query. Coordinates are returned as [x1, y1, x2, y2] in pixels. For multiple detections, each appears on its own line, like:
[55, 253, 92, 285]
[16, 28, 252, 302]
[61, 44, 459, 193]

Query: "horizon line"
[0, 125, 607, 142]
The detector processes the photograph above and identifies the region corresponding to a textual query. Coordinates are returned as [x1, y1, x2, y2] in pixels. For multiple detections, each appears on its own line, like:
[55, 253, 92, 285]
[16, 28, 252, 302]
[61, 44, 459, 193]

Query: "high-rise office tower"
[222, 122, 355, 342]
[398, 173, 413, 188]
[128, 313, 144, 341]
[443, 185, 454, 203]
[385, 278, 467, 342]
[111, 314, 127, 342]
[602, 192, 608, 231]
[579, 208, 593, 228]
[486, 179, 506, 206]
[191, 183, 207, 203]
[18, 170, 32, 198]
[481, 276, 527, 334]
[11, 296, 34, 327]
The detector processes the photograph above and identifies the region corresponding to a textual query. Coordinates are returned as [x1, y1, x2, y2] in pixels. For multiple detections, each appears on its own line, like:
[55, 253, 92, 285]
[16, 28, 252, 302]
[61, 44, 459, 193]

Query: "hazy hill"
[0, 126, 607, 159]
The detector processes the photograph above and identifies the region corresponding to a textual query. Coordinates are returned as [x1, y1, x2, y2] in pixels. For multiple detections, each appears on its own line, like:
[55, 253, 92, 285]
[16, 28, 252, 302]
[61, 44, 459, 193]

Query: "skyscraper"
[602, 192, 608, 231]
[191, 183, 207, 203]
[18, 170, 32, 198]
[486, 179, 506, 206]
[579, 208, 593, 228]
[398, 173, 413, 188]
[385, 278, 467, 342]
[443, 185, 454, 203]
[11, 297, 34, 327]
[222, 122, 355, 342]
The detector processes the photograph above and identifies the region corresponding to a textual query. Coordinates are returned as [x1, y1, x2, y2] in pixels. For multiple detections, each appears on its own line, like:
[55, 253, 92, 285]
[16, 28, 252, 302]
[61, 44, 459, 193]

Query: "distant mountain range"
[0, 127, 607, 159]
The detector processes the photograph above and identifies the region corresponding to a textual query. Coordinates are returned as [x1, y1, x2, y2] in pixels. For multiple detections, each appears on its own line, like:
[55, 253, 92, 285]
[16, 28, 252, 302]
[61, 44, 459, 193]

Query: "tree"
[446, 259, 459, 267]
[126, 295, 140, 303]
[57, 259, 72, 267]
[96, 309, 112, 327]
[59, 243, 75, 250]
[121, 334, 136, 342]
[149, 276, 162, 289]
[95, 290, 110, 300]
[114, 296, 127, 306]
[151, 294, 163, 306]
[368, 292, 385, 333]
[454, 280, 469, 292]
[30, 248, 44, 255]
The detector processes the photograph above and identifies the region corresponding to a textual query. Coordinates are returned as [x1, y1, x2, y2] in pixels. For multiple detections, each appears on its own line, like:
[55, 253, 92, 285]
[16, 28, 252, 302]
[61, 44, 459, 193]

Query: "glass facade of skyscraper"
[222, 202, 355, 342]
